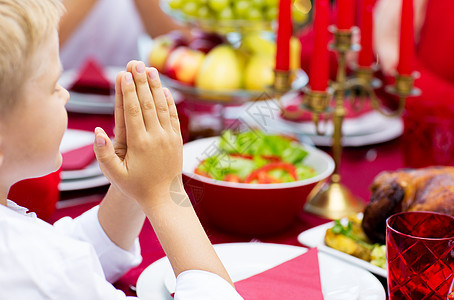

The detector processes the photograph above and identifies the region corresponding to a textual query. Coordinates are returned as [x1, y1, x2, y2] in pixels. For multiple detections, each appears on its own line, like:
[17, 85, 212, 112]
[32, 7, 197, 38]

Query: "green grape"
[247, 7, 263, 21]
[218, 6, 234, 20]
[263, 0, 278, 7]
[265, 6, 277, 20]
[208, 0, 230, 12]
[197, 5, 212, 19]
[251, 0, 266, 10]
[233, 0, 251, 19]
[182, 1, 199, 16]
[168, 0, 183, 10]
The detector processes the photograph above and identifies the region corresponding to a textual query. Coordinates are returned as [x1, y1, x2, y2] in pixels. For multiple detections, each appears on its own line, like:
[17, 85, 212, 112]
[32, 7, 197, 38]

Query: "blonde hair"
[0, 0, 64, 114]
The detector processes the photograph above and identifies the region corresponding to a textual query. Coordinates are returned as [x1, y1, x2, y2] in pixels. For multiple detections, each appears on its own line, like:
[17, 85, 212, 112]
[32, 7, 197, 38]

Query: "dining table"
[48, 106, 405, 297]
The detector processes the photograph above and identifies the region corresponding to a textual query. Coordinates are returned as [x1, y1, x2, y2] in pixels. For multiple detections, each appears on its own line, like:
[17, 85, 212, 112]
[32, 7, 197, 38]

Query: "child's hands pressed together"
[93, 60, 183, 208]
[93, 61, 235, 288]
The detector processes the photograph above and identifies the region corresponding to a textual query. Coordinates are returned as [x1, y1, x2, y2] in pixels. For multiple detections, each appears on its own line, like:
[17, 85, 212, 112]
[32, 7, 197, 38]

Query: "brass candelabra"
[299, 26, 420, 219]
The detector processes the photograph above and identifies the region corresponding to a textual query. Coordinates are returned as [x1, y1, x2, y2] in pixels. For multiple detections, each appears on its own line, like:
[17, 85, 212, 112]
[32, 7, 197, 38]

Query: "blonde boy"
[0, 0, 242, 298]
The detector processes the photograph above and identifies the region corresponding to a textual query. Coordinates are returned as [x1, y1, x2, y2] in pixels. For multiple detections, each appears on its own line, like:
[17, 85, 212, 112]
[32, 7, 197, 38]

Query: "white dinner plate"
[136, 242, 386, 300]
[305, 116, 403, 147]
[59, 174, 110, 192]
[59, 129, 108, 191]
[236, 100, 403, 147]
[60, 129, 94, 153]
[59, 67, 121, 114]
[59, 129, 103, 181]
[280, 111, 388, 137]
[60, 159, 102, 180]
[297, 222, 388, 278]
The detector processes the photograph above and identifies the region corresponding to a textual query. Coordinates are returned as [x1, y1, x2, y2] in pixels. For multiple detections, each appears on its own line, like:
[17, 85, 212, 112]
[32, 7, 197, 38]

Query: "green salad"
[195, 130, 316, 184]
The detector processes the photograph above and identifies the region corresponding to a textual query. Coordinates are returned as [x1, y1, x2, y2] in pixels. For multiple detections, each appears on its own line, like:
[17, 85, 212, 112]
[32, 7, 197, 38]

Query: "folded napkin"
[281, 93, 373, 122]
[235, 248, 324, 299]
[61, 144, 96, 171]
[69, 58, 112, 95]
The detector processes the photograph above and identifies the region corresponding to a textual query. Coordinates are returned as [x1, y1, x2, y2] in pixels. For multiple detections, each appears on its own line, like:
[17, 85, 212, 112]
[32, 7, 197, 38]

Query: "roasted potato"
[324, 214, 386, 268]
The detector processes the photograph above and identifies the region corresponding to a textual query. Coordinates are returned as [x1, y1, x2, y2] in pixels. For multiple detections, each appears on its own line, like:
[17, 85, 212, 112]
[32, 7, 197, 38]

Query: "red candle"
[397, 0, 414, 75]
[337, 0, 355, 30]
[275, 0, 292, 71]
[358, 0, 374, 67]
[310, 0, 330, 91]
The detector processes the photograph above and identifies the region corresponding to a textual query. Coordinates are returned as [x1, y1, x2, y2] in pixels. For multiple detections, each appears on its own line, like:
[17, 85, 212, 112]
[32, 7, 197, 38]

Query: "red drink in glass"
[386, 211, 454, 299]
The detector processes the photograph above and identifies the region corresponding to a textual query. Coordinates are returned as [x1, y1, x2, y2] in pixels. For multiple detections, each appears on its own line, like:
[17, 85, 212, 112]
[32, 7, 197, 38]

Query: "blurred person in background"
[374, 0, 454, 167]
[59, 0, 189, 70]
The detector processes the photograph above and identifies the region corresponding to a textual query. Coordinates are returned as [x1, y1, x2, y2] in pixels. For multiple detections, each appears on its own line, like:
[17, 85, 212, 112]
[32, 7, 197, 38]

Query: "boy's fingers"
[163, 88, 181, 134]
[121, 72, 146, 143]
[147, 68, 172, 131]
[126, 60, 138, 73]
[93, 127, 123, 184]
[114, 71, 126, 148]
[131, 62, 159, 131]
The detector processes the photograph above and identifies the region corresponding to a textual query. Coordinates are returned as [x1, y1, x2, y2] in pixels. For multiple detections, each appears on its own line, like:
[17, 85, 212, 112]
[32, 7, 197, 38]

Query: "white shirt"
[0, 201, 243, 299]
[60, 0, 144, 70]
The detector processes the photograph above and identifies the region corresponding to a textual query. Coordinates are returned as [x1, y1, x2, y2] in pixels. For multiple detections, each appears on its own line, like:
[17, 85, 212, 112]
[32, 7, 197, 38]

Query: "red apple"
[167, 30, 189, 48]
[188, 38, 220, 54]
[189, 30, 226, 54]
[164, 46, 205, 86]
[148, 36, 174, 73]
[148, 31, 189, 73]
[191, 30, 226, 45]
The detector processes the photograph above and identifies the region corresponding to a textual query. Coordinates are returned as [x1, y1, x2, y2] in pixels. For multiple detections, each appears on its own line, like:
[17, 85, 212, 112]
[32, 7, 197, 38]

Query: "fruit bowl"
[182, 136, 335, 236]
[160, 69, 308, 104]
[161, 0, 311, 35]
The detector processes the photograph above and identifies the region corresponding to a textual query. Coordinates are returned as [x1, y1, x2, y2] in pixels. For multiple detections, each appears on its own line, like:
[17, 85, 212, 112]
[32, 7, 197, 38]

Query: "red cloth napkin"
[61, 144, 96, 171]
[281, 93, 373, 122]
[235, 248, 324, 299]
[69, 58, 112, 95]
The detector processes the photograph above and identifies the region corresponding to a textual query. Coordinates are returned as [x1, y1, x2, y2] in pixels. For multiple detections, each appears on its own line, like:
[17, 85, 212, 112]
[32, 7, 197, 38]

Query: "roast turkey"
[362, 166, 454, 243]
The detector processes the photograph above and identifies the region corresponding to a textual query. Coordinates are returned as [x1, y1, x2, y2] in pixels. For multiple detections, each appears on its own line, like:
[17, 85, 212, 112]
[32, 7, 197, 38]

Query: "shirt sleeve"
[52, 205, 142, 282]
[0, 214, 140, 300]
[174, 270, 244, 300]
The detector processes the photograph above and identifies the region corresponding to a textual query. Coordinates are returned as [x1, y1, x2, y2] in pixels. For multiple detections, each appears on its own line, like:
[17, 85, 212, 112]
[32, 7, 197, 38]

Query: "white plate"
[280, 111, 388, 137]
[59, 174, 110, 191]
[236, 100, 403, 147]
[297, 222, 388, 278]
[60, 159, 102, 180]
[60, 129, 94, 153]
[59, 129, 109, 191]
[136, 242, 386, 300]
[305, 117, 403, 147]
[59, 129, 103, 180]
[59, 67, 121, 114]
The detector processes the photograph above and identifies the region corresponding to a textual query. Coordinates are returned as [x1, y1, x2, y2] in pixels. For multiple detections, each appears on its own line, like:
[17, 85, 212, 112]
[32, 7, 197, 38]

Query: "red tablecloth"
[49, 111, 401, 296]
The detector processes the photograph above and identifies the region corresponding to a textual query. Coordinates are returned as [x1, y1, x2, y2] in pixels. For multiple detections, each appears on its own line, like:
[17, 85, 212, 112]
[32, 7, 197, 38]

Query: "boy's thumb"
[93, 127, 121, 182]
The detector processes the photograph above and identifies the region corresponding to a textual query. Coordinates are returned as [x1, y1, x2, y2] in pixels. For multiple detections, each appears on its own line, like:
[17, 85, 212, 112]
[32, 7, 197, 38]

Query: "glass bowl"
[160, 69, 308, 105]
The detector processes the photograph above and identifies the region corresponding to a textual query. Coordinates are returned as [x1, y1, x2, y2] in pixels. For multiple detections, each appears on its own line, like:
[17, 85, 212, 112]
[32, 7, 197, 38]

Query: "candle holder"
[301, 88, 333, 135]
[273, 69, 293, 96]
[303, 26, 419, 219]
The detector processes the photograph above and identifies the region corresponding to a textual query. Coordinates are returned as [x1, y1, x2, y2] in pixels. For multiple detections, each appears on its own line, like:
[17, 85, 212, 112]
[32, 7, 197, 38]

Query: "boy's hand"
[93, 61, 183, 207]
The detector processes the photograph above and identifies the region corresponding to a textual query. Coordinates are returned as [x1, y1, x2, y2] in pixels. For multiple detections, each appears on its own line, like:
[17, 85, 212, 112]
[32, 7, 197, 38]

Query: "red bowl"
[182, 137, 335, 236]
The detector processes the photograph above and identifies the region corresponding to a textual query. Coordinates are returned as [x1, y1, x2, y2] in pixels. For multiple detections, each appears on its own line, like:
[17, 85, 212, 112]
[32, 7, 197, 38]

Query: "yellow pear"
[196, 45, 242, 91]
[241, 33, 276, 56]
[234, 48, 250, 88]
[290, 36, 302, 72]
[244, 54, 275, 91]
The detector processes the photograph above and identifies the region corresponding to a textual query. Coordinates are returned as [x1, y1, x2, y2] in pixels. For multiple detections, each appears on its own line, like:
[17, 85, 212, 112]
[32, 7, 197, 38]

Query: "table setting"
[136, 243, 386, 299]
[12, 0, 454, 299]
[59, 129, 108, 192]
